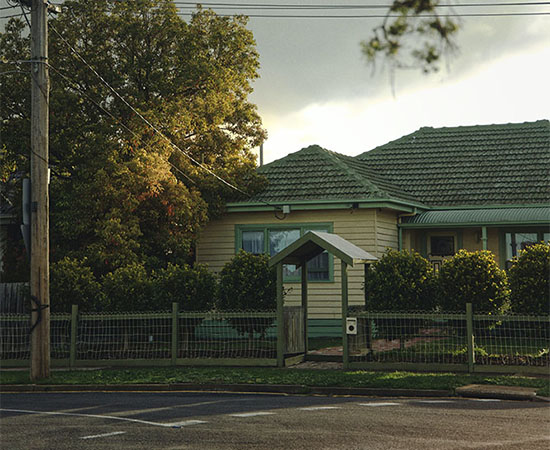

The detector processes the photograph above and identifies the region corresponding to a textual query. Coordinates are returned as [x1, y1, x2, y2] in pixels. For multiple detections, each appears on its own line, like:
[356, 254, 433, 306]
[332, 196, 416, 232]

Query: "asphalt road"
[0, 391, 548, 449]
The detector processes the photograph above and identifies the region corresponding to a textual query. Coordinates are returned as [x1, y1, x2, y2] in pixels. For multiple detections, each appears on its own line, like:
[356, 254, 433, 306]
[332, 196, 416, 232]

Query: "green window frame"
[235, 222, 334, 283]
[498, 228, 550, 268]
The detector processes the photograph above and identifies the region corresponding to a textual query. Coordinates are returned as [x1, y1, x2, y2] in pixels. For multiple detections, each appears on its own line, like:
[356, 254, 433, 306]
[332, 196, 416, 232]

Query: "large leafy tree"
[1, 0, 266, 279]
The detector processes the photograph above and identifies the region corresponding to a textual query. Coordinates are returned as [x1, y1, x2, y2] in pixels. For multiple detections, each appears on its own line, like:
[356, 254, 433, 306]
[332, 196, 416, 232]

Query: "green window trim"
[235, 222, 335, 283]
[498, 228, 550, 268]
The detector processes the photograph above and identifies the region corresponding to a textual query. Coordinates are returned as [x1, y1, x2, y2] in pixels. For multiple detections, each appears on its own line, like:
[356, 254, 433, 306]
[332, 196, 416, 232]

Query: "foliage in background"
[0, 0, 266, 282]
[50, 257, 104, 313]
[101, 263, 153, 312]
[218, 250, 276, 336]
[152, 263, 217, 312]
[437, 250, 509, 313]
[365, 249, 436, 311]
[508, 243, 550, 315]
[361, 0, 459, 74]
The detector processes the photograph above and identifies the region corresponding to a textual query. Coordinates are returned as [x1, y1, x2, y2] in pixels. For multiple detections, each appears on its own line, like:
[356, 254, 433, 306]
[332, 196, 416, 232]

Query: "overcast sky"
[223, 1, 550, 163]
[2, 1, 549, 165]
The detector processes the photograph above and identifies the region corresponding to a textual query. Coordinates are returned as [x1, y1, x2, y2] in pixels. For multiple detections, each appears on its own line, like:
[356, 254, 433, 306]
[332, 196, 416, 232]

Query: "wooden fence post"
[276, 263, 284, 368]
[171, 302, 179, 365]
[70, 304, 78, 368]
[466, 303, 475, 373]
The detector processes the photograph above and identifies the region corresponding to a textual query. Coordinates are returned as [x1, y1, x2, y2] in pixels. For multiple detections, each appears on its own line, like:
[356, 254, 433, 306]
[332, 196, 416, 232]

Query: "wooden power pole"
[30, 0, 50, 381]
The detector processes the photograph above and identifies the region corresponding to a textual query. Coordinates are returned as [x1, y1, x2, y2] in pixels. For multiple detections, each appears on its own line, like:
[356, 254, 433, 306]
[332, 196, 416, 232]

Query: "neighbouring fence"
[0, 305, 281, 368]
[0, 283, 28, 314]
[347, 305, 550, 374]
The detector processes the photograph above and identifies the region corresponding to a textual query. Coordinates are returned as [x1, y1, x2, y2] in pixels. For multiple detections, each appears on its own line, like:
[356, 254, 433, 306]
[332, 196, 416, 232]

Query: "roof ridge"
[322, 149, 385, 197]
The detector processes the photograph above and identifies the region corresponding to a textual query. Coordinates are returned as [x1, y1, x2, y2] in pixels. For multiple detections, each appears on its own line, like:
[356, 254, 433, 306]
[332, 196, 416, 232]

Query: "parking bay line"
[80, 431, 127, 440]
[230, 412, 275, 418]
[358, 402, 401, 407]
[299, 406, 342, 411]
[0, 408, 205, 429]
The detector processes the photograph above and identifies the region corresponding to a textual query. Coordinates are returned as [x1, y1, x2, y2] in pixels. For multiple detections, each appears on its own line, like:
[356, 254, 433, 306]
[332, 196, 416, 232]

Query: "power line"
[47, 18, 277, 208]
[173, 1, 550, 8]
[176, 11, 550, 18]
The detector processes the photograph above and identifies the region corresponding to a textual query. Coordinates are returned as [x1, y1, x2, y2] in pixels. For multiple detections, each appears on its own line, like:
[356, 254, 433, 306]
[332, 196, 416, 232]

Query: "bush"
[508, 243, 550, 315]
[364, 249, 436, 312]
[437, 250, 509, 313]
[50, 257, 103, 313]
[218, 250, 276, 337]
[152, 263, 217, 312]
[101, 263, 152, 312]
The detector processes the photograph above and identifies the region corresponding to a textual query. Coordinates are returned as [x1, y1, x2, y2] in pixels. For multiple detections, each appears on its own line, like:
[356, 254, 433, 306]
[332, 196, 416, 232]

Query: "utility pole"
[29, 0, 50, 381]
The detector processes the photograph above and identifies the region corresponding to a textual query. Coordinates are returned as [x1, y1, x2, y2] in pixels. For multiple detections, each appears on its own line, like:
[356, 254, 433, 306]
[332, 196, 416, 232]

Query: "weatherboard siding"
[196, 208, 392, 319]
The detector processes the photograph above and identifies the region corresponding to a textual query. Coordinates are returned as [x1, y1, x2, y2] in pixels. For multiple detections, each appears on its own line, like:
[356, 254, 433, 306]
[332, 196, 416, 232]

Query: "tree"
[0, 1, 266, 281]
[365, 249, 436, 312]
[362, 0, 459, 74]
[508, 243, 550, 315]
[437, 250, 509, 313]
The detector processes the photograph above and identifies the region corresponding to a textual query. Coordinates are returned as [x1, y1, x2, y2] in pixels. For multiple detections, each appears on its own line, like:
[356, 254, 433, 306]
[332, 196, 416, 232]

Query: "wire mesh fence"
[473, 314, 549, 367]
[0, 309, 277, 364]
[348, 310, 550, 369]
[351, 312, 469, 365]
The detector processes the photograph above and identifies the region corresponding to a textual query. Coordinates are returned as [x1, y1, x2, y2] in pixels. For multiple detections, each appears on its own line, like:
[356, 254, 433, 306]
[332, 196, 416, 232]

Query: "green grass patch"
[1, 366, 548, 396]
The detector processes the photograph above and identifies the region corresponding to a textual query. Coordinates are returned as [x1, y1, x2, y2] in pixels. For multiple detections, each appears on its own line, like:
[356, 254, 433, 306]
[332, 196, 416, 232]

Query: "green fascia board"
[226, 198, 428, 213]
[269, 231, 377, 268]
[401, 221, 550, 229]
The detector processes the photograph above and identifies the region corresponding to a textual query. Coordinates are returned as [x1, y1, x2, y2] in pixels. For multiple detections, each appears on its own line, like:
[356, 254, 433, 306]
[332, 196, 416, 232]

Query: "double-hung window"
[237, 223, 333, 282]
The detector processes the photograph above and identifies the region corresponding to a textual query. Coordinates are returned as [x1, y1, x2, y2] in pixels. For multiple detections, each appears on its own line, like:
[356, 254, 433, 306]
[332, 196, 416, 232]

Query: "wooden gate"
[283, 306, 305, 354]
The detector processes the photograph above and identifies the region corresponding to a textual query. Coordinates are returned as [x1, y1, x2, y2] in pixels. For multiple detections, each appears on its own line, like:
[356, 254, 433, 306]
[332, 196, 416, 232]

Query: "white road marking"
[80, 431, 127, 440]
[415, 400, 454, 404]
[0, 408, 197, 428]
[358, 402, 400, 407]
[164, 420, 208, 427]
[230, 412, 275, 417]
[468, 398, 502, 402]
[299, 406, 341, 411]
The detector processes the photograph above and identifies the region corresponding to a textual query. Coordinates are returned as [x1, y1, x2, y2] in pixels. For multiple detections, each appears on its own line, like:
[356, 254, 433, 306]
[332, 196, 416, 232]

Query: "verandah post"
[70, 304, 78, 368]
[466, 302, 475, 373]
[171, 302, 179, 365]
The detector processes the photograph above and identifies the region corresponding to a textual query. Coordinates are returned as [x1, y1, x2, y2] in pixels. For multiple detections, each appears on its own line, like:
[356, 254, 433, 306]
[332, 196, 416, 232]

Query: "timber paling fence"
[0, 303, 548, 374]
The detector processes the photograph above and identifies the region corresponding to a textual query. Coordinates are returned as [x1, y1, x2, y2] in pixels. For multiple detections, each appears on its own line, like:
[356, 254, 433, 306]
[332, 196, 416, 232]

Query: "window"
[237, 223, 333, 282]
[505, 232, 539, 259]
[430, 236, 455, 256]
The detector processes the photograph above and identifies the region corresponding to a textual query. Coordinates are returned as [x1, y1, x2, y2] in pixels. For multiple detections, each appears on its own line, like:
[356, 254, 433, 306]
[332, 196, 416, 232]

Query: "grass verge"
[1, 367, 548, 396]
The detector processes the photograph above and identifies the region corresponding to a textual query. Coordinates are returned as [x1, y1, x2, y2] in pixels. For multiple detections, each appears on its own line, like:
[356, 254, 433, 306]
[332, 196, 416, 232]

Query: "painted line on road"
[164, 420, 208, 428]
[467, 398, 502, 402]
[358, 402, 401, 407]
[1, 408, 194, 428]
[230, 412, 275, 417]
[299, 406, 342, 411]
[80, 431, 127, 440]
[415, 400, 454, 404]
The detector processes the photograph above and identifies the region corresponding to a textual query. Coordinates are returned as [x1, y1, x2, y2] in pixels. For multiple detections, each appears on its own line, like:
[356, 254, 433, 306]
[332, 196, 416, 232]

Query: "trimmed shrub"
[508, 243, 550, 315]
[437, 250, 509, 313]
[101, 263, 152, 312]
[218, 250, 276, 337]
[364, 249, 436, 312]
[152, 263, 217, 312]
[50, 257, 103, 313]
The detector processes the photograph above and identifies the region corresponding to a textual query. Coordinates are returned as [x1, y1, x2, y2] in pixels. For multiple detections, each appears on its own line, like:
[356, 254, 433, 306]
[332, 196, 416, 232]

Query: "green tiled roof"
[245, 120, 550, 208]
[250, 145, 419, 204]
[356, 120, 550, 206]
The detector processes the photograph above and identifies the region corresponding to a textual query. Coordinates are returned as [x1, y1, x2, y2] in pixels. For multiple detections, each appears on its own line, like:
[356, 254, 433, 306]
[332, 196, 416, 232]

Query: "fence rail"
[1, 303, 548, 374]
[347, 307, 549, 374]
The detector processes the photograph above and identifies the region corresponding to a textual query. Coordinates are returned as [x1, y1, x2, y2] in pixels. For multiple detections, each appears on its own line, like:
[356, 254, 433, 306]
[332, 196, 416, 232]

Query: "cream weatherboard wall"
[196, 208, 399, 319]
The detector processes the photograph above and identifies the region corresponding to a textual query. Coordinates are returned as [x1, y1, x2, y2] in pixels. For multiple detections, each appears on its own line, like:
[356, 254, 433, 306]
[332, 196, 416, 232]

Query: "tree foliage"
[508, 243, 550, 315]
[365, 249, 436, 312]
[362, 0, 459, 74]
[218, 251, 276, 337]
[0, 1, 266, 282]
[437, 250, 510, 313]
